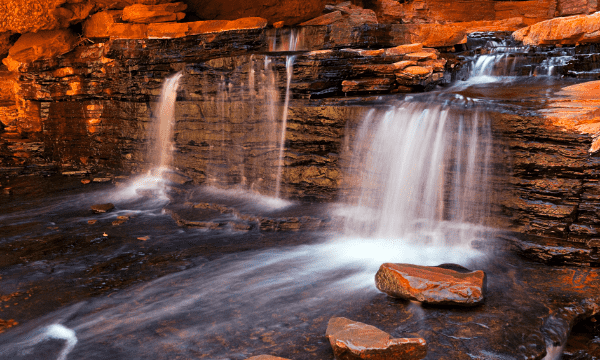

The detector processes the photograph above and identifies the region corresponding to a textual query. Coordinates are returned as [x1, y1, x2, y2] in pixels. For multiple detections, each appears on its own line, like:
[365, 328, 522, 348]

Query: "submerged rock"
[375, 263, 486, 306]
[326, 317, 427, 360]
[90, 203, 115, 213]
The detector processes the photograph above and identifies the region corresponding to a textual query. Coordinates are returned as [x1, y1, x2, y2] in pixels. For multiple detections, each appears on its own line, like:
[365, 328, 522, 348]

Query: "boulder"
[122, 3, 187, 23]
[512, 12, 600, 46]
[91, 203, 115, 213]
[184, 0, 327, 26]
[2, 29, 78, 72]
[375, 263, 486, 306]
[326, 317, 427, 360]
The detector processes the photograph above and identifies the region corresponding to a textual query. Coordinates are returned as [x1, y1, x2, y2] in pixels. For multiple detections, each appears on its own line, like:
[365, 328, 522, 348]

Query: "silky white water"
[341, 99, 493, 247]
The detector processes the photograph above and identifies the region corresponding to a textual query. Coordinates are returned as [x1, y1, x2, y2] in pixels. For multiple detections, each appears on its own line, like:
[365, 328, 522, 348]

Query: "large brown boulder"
[326, 317, 427, 360]
[375, 263, 486, 306]
[513, 11, 600, 46]
[184, 0, 327, 25]
[2, 29, 78, 72]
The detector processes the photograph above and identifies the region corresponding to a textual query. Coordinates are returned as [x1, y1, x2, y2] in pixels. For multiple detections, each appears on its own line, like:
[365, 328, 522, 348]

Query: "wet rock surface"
[375, 263, 486, 306]
[326, 317, 427, 360]
[1, 179, 600, 359]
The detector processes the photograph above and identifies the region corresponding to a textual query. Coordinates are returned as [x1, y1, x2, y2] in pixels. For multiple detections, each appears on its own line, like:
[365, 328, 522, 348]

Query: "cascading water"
[274, 29, 299, 198]
[341, 97, 493, 248]
[152, 72, 183, 174]
[124, 72, 182, 198]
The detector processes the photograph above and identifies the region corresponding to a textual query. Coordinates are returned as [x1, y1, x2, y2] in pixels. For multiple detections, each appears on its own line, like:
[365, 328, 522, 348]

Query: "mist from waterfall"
[340, 99, 494, 248]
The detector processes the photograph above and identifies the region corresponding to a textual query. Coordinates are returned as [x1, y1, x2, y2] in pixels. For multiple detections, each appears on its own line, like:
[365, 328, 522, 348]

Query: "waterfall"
[151, 72, 183, 175]
[273, 29, 299, 198]
[122, 72, 182, 199]
[342, 99, 493, 247]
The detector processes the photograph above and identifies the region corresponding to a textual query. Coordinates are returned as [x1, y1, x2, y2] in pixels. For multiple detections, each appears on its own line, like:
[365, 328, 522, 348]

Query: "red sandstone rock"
[187, 17, 268, 35]
[185, 0, 326, 26]
[342, 78, 395, 93]
[556, 0, 597, 16]
[395, 65, 435, 86]
[326, 317, 427, 360]
[494, 0, 556, 25]
[148, 22, 189, 38]
[122, 3, 187, 23]
[108, 23, 149, 39]
[2, 29, 78, 72]
[0, 32, 11, 58]
[246, 356, 291, 360]
[513, 12, 600, 46]
[384, 43, 423, 56]
[368, 0, 496, 24]
[83, 10, 123, 38]
[375, 263, 486, 306]
[543, 80, 600, 153]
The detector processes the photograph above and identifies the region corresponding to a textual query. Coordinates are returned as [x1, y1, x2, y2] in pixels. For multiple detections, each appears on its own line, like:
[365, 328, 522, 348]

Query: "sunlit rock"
[185, 0, 326, 25]
[90, 203, 115, 213]
[494, 0, 556, 25]
[148, 22, 189, 38]
[326, 317, 427, 360]
[513, 12, 600, 46]
[384, 43, 423, 56]
[375, 263, 486, 306]
[300, 3, 377, 26]
[2, 29, 78, 72]
[187, 17, 268, 34]
[122, 2, 187, 23]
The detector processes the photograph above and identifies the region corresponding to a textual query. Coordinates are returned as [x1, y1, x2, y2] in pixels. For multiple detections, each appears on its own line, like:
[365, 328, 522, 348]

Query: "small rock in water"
[87, 220, 97, 224]
[375, 263, 486, 306]
[91, 203, 115, 213]
[81, 179, 91, 184]
[246, 356, 291, 360]
[137, 236, 149, 241]
[92, 177, 112, 183]
[326, 317, 427, 360]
